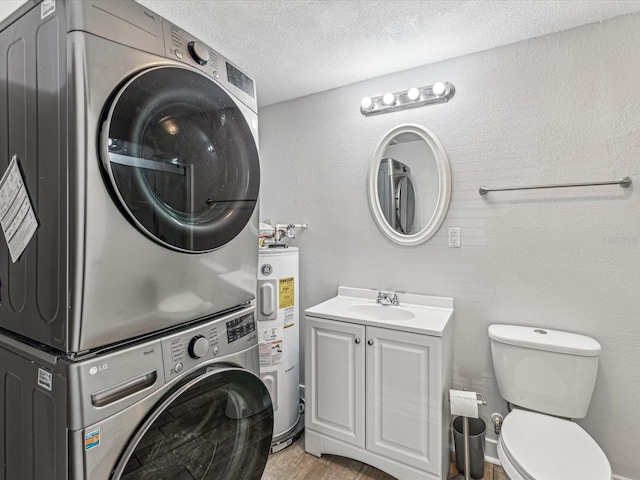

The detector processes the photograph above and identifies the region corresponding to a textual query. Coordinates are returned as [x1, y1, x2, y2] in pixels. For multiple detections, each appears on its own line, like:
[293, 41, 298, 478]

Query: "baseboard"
[612, 475, 634, 480]
[484, 438, 499, 465]
[448, 438, 500, 466]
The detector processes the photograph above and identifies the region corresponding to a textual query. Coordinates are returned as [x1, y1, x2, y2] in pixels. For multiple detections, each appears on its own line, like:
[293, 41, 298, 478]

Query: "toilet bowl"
[497, 409, 611, 480]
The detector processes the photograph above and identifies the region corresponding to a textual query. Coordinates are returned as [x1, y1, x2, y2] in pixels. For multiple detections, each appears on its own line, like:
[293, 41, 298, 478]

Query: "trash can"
[453, 416, 486, 479]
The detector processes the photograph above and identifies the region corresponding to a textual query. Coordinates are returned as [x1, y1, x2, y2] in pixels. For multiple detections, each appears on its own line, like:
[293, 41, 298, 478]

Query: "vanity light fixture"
[360, 81, 455, 116]
[382, 92, 396, 106]
[407, 87, 420, 101]
[361, 96, 373, 110]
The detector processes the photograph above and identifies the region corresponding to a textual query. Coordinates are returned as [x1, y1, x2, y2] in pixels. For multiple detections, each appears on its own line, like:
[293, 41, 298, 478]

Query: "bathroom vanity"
[304, 287, 453, 480]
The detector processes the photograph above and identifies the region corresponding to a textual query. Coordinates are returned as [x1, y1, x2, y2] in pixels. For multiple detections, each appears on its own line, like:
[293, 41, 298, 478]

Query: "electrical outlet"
[448, 227, 460, 248]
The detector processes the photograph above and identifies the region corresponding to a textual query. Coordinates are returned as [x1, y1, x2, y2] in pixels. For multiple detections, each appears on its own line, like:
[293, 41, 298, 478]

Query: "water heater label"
[0, 156, 38, 263]
[258, 327, 283, 368]
[279, 277, 295, 309]
[283, 306, 295, 327]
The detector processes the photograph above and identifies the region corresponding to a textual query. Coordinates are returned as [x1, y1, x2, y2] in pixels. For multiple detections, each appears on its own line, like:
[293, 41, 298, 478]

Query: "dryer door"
[111, 367, 273, 480]
[395, 175, 416, 234]
[101, 66, 260, 253]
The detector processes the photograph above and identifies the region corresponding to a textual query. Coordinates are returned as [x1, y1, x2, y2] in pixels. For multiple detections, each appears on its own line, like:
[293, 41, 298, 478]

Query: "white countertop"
[304, 286, 453, 337]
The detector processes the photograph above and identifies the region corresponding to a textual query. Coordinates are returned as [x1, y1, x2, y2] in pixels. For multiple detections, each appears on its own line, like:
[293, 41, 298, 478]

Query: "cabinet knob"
[355, 338, 361, 344]
[367, 339, 374, 346]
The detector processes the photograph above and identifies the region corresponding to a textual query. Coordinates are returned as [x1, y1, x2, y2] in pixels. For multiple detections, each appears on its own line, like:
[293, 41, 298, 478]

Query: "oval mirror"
[368, 124, 451, 246]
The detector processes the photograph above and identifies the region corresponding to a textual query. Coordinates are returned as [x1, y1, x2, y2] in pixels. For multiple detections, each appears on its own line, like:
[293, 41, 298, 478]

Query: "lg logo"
[89, 364, 108, 375]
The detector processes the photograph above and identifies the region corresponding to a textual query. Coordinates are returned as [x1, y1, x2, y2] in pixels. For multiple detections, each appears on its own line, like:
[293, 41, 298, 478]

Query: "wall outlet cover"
[448, 227, 460, 248]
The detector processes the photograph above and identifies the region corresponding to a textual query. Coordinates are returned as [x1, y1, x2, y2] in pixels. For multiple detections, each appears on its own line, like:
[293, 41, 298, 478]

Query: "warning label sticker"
[37, 368, 52, 391]
[259, 327, 283, 368]
[40, 0, 55, 19]
[0, 156, 38, 263]
[283, 306, 295, 327]
[84, 428, 100, 451]
[279, 277, 294, 309]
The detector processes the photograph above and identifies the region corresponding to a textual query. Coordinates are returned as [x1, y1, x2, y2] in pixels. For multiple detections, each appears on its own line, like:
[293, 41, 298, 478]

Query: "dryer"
[377, 158, 416, 235]
[0, 0, 260, 353]
[0, 305, 273, 480]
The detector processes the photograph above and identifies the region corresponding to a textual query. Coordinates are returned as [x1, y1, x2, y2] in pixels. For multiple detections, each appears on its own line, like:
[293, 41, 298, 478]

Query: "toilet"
[488, 324, 612, 480]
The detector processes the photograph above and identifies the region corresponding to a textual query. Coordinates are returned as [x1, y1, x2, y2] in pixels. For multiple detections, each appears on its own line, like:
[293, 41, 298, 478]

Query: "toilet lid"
[501, 410, 611, 480]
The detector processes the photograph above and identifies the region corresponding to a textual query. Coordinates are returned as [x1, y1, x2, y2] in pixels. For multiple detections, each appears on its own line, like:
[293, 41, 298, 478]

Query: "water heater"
[257, 246, 300, 450]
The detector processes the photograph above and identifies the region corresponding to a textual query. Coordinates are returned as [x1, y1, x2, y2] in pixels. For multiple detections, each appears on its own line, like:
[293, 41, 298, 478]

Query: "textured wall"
[259, 13, 640, 479]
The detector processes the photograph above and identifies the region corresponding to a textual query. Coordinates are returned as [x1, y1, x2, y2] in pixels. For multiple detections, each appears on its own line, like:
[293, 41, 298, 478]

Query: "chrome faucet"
[373, 289, 404, 306]
[376, 291, 393, 305]
[390, 291, 404, 305]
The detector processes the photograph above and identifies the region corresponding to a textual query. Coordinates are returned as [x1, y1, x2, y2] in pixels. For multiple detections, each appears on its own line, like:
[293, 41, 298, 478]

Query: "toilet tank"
[488, 325, 601, 418]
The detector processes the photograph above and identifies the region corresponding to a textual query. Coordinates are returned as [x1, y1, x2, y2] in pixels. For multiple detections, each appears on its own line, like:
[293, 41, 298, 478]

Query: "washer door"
[101, 66, 260, 253]
[112, 367, 273, 480]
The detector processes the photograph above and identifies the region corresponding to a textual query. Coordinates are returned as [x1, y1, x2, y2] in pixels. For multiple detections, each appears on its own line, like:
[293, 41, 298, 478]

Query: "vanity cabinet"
[305, 317, 365, 448]
[305, 315, 452, 480]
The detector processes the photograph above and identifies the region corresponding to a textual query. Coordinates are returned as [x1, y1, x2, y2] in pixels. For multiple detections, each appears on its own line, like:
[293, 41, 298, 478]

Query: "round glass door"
[102, 66, 260, 253]
[113, 368, 273, 480]
[396, 175, 416, 234]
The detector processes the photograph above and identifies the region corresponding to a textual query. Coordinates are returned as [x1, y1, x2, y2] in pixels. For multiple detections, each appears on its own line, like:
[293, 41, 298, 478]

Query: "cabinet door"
[366, 327, 441, 474]
[305, 317, 365, 448]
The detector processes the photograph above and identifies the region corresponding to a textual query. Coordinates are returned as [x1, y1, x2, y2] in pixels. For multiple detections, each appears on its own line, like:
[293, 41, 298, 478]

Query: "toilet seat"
[498, 410, 611, 480]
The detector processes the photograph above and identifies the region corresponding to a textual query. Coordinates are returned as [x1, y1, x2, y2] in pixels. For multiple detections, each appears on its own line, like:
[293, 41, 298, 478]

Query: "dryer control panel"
[161, 307, 257, 379]
[162, 21, 257, 113]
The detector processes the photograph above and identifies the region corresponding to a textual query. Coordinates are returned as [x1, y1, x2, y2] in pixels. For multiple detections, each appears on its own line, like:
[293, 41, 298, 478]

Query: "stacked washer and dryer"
[0, 1, 272, 479]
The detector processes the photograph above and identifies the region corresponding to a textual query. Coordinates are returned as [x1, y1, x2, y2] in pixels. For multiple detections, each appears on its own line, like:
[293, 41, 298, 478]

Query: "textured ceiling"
[2, 1, 640, 106]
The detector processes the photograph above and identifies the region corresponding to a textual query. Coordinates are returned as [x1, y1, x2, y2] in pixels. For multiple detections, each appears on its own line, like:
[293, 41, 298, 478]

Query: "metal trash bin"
[453, 416, 486, 479]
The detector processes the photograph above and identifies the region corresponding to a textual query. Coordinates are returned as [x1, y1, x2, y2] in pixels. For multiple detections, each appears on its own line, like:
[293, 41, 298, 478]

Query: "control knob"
[188, 335, 210, 358]
[188, 41, 209, 66]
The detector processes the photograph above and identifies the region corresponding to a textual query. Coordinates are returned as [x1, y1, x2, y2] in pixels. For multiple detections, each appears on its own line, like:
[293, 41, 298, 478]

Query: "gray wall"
[259, 13, 640, 480]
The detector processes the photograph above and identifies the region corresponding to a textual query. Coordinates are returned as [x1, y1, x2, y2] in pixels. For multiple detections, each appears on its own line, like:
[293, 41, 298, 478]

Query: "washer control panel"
[162, 307, 256, 378]
[226, 313, 256, 344]
[188, 335, 210, 358]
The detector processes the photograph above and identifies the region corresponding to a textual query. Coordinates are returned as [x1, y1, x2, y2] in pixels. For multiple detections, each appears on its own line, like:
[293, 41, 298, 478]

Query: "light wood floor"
[262, 435, 509, 480]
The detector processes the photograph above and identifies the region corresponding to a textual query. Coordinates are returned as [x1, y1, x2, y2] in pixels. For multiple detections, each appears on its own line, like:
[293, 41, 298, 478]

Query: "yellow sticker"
[279, 277, 295, 309]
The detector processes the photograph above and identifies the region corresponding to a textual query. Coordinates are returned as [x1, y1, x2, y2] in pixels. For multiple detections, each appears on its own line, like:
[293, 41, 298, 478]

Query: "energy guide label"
[0, 156, 38, 262]
[279, 277, 294, 309]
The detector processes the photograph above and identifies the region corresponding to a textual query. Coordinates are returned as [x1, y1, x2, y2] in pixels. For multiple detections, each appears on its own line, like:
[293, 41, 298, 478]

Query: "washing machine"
[0, 305, 273, 480]
[0, 0, 260, 353]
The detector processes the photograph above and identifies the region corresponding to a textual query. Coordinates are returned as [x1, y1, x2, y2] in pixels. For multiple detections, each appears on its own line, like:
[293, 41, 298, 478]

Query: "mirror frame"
[368, 123, 451, 246]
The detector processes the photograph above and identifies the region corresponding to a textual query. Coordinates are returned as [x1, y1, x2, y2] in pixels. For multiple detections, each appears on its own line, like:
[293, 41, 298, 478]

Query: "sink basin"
[305, 287, 454, 336]
[346, 303, 416, 321]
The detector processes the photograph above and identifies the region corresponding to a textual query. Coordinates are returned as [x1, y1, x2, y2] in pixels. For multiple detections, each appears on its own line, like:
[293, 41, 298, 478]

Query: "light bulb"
[382, 92, 395, 106]
[432, 82, 446, 96]
[360, 97, 373, 110]
[407, 87, 420, 101]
